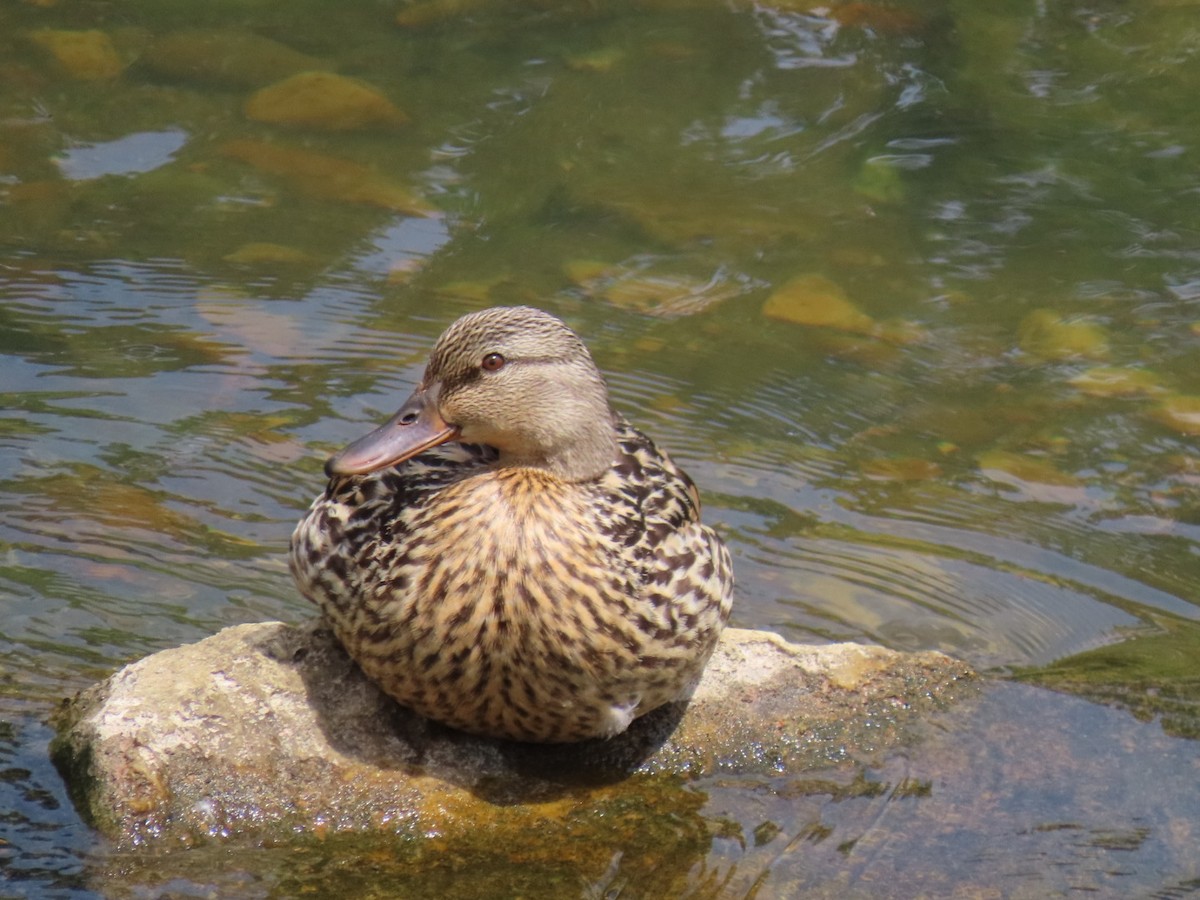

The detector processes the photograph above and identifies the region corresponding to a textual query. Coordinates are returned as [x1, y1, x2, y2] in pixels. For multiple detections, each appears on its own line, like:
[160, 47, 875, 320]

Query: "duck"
[289, 305, 734, 743]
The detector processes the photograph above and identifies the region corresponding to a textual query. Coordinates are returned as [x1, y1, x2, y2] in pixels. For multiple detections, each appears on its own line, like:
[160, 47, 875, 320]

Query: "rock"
[763, 274, 877, 334]
[139, 29, 328, 88]
[1017, 309, 1109, 362]
[244, 71, 408, 131]
[860, 456, 944, 482]
[977, 449, 1082, 488]
[223, 242, 314, 265]
[762, 273, 925, 345]
[395, 0, 491, 28]
[565, 47, 626, 73]
[853, 156, 907, 204]
[564, 260, 746, 318]
[1150, 394, 1200, 436]
[1067, 366, 1165, 398]
[219, 139, 435, 215]
[572, 178, 818, 251]
[52, 619, 974, 849]
[28, 29, 126, 80]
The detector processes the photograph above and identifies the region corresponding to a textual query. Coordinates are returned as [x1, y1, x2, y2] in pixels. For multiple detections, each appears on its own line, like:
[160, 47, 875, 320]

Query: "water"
[1, 0, 1198, 896]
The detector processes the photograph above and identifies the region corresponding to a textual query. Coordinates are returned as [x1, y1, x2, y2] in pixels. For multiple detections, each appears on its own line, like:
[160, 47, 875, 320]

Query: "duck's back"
[290, 420, 733, 743]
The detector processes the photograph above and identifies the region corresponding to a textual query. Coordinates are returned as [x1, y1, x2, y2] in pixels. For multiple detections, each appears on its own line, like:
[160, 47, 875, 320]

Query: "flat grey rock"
[51, 620, 974, 848]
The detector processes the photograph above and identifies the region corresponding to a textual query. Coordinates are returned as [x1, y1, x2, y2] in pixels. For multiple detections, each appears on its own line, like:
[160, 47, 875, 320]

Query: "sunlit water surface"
[1, 0, 1198, 896]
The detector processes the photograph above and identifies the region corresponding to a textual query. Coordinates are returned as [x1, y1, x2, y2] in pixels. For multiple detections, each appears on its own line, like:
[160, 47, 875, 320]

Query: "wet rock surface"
[51, 620, 974, 848]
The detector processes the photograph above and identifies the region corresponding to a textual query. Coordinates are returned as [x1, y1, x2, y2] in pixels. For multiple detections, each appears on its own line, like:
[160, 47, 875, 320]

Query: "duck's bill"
[325, 389, 459, 477]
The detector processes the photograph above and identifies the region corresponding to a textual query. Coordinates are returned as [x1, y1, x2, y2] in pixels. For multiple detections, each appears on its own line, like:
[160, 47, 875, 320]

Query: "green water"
[1, 0, 1198, 896]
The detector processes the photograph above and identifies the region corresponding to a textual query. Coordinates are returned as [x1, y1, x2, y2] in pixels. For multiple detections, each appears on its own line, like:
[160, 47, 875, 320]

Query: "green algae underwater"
[1, 0, 1199, 896]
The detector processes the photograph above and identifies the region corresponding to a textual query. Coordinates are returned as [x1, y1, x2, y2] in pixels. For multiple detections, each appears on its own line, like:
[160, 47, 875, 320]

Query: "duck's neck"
[497, 410, 620, 483]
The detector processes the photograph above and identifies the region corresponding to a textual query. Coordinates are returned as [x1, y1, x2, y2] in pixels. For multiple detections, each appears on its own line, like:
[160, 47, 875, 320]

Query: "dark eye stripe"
[439, 354, 570, 395]
[503, 354, 567, 367]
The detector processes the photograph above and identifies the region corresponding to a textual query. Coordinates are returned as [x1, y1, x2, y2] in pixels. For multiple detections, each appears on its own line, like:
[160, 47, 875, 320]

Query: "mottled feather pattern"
[290, 419, 733, 743]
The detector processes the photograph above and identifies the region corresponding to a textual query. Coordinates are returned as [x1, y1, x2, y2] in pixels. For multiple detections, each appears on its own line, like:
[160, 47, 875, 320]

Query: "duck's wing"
[598, 420, 734, 663]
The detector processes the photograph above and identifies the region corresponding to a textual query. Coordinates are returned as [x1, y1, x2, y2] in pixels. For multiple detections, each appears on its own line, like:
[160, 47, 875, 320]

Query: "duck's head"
[326, 306, 619, 483]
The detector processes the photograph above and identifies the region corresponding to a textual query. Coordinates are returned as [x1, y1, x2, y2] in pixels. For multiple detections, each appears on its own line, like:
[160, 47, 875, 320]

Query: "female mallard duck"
[290, 306, 733, 743]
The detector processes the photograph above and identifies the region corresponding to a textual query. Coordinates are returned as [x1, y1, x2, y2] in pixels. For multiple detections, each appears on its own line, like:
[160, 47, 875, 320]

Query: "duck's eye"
[481, 352, 506, 372]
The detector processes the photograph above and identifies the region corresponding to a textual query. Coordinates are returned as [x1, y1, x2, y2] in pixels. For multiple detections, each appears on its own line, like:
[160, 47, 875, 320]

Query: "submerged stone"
[28, 29, 125, 80]
[244, 71, 409, 131]
[977, 449, 1082, 487]
[860, 456, 944, 482]
[223, 242, 313, 265]
[1150, 394, 1200, 435]
[565, 260, 745, 318]
[763, 274, 877, 334]
[51, 620, 972, 849]
[395, 0, 491, 28]
[434, 274, 514, 301]
[1068, 366, 1165, 398]
[1016, 615, 1200, 741]
[830, 2, 926, 33]
[140, 29, 327, 88]
[566, 47, 626, 73]
[853, 156, 907, 204]
[1017, 309, 1109, 362]
[572, 178, 818, 251]
[220, 139, 434, 215]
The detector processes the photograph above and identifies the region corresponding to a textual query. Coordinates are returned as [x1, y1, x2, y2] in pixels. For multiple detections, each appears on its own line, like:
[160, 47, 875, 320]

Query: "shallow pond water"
[1, 0, 1198, 896]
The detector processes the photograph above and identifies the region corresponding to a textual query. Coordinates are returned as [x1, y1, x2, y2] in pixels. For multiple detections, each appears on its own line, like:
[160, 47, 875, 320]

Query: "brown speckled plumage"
[289, 306, 733, 743]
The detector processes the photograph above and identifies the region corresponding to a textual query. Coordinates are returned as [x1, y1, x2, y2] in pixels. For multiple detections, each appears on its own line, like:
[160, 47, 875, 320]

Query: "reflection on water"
[711, 683, 1200, 898]
[0, 715, 92, 896]
[1, 0, 1198, 895]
